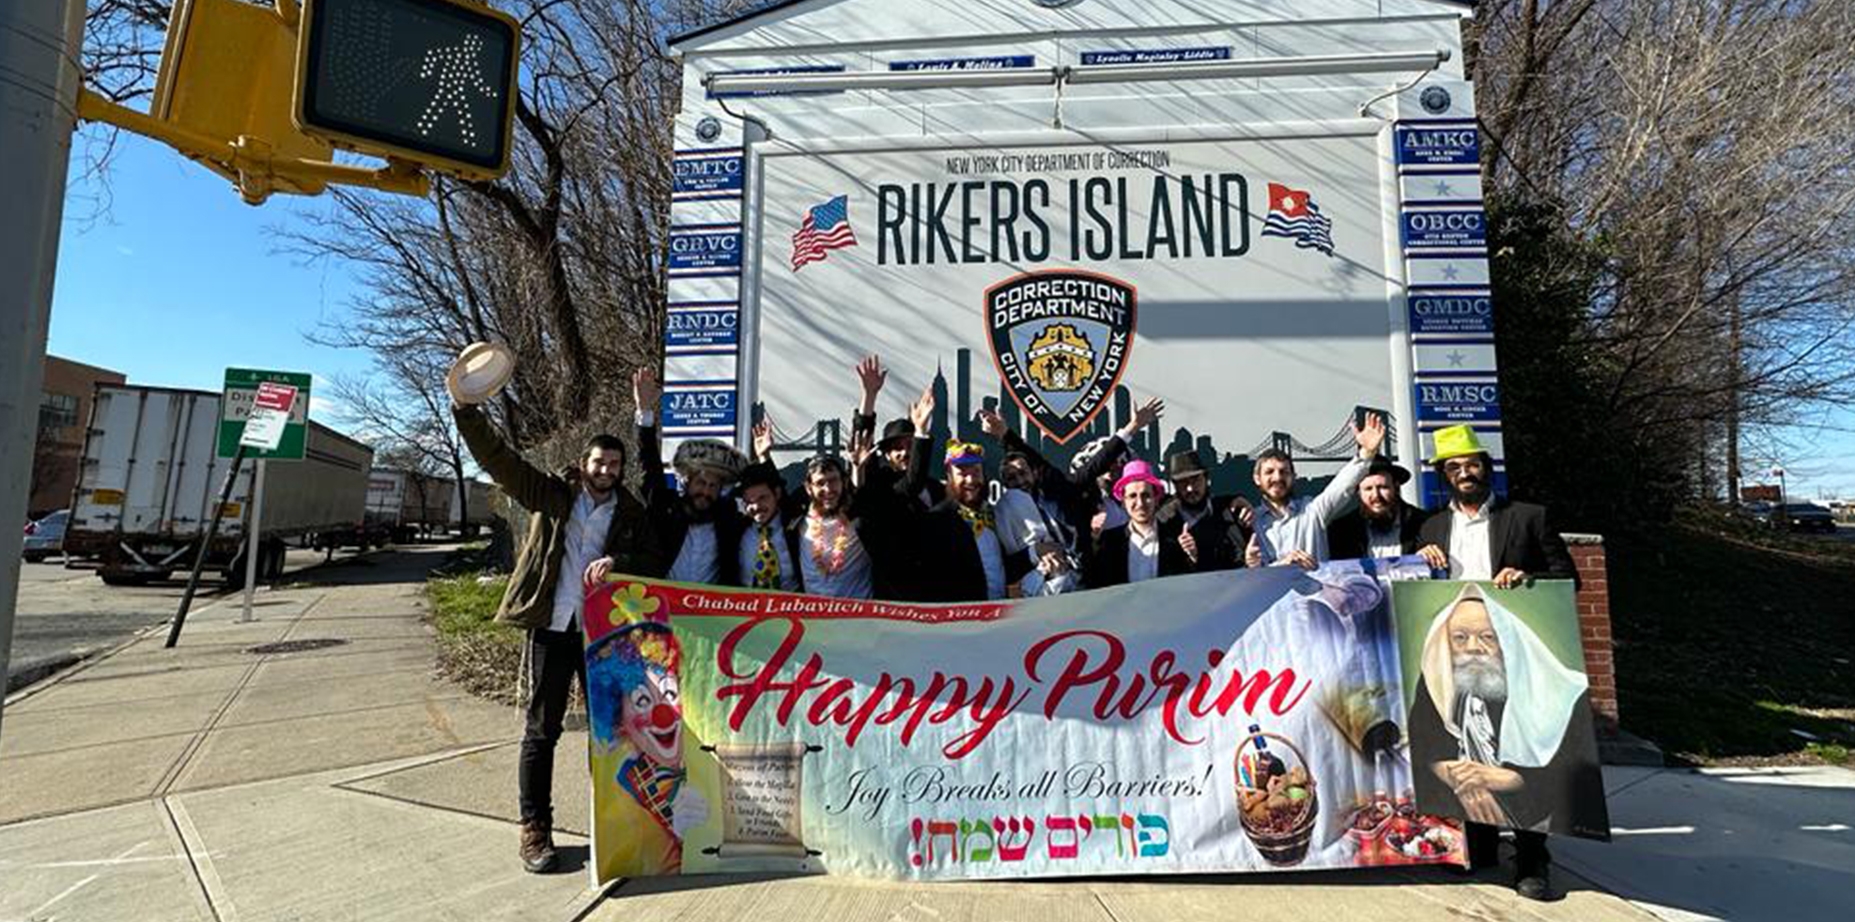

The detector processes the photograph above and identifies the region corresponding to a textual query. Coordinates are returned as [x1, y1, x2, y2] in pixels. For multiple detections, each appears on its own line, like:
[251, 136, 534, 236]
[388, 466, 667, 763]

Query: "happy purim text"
[713, 618, 1311, 760]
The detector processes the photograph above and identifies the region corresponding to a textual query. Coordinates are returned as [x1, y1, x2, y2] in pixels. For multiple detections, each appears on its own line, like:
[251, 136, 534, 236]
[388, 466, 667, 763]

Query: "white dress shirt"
[1447, 503, 1494, 580]
[548, 488, 614, 632]
[738, 515, 800, 592]
[1253, 455, 1370, 564]
[1126, 524, 1161, 583]
[669, 521, 720, 584]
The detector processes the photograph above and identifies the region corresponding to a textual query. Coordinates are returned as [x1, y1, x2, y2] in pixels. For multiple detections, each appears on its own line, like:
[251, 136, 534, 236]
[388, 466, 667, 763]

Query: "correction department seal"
[985, 269, 1136, 443]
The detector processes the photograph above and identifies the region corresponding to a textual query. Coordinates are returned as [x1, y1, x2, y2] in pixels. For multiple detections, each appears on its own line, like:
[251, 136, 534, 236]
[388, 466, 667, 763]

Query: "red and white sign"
[239, 382, 299, 451]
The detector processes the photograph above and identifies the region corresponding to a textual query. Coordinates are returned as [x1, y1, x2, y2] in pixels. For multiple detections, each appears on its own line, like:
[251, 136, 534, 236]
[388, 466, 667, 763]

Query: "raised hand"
[1353, 411, 1387, 458]
[1131, 397, 1166, 431]
[752, 416, 776, 462]
[632, 366, 661, 415]
[909, 383, 935, 432]
[855, 355, 887, 401]
[977, 408, 1007, 441]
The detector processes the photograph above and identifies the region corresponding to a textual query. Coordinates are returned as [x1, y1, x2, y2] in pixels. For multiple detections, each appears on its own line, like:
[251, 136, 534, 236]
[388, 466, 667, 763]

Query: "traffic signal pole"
[0, 0, 85, 745]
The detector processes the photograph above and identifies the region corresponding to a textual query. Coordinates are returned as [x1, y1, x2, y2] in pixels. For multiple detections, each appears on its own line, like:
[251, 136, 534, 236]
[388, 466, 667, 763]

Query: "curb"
[3, 651, 82, 695]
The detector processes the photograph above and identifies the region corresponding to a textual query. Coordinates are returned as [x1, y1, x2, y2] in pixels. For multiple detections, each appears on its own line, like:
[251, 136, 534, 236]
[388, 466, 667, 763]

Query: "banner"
[583, 560, 1475, 884]
[1392, 581, 1611, 841]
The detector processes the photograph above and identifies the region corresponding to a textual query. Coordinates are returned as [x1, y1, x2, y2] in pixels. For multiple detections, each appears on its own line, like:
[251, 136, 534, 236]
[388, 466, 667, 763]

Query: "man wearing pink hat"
[1082, 459, 1204, 587]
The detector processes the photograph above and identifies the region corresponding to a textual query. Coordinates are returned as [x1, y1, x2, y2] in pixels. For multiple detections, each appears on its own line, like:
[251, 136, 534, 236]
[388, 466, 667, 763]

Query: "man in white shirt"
[1246, 412, 1389, 568]
[1083, 460, 1199, 588]
[451, 390, 663, 875]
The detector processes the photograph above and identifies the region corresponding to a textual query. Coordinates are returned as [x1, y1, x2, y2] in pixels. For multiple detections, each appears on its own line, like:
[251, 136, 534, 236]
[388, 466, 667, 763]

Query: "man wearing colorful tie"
[735, 455, 799, 593]
[903, 386, 1032, 601]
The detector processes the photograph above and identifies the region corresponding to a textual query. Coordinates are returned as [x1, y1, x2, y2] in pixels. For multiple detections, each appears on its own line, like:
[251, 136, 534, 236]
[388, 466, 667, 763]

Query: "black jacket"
[1155, 496, 1249, 571]
[1328, 501, 1431, 561]
[899, 433, 1031, 601]
[1416, 497, 1577, 585]
[1082, 519, 1198, 589]
[638, 424, 747, 586]
[1409, 678, 1607, 837]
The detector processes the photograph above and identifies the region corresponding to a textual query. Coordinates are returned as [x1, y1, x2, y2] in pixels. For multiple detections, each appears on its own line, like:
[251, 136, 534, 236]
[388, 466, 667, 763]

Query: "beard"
[1453, 653, 1508, 702]
[1450, 476, 1492, 506]
[1362, 501, 1397, 525]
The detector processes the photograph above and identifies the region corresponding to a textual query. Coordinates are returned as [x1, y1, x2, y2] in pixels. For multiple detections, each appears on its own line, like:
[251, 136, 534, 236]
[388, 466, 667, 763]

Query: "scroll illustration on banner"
[1392, 581, 1612, 841]
[584, 560, 1488, 884]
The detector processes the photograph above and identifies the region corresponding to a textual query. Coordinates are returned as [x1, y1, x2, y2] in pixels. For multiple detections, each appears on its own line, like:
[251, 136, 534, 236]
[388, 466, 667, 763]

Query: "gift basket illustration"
[1234, 723, 1319, 866]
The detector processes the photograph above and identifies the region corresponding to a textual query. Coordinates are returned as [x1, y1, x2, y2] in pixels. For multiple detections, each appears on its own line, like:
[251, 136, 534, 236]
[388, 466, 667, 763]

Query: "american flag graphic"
[1261, 182, 1335, 256]
[791, 195, 858, 270]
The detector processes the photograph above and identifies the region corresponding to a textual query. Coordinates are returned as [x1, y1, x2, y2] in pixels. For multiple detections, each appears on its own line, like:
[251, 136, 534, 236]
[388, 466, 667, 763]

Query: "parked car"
[1779, 502, 1839, 534]
[22, 509, 69, 562]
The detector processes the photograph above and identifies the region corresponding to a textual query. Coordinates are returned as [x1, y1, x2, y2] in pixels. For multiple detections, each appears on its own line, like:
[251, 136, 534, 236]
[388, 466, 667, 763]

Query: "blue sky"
[48, 127, 1855, 498]
[48, 127, 371, 421]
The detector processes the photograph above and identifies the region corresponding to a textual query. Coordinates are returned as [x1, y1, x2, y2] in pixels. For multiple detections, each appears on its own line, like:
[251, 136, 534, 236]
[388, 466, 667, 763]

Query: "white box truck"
[64, 384, 374, 585]
[364, 467, 454, 544]
[448, 478, 495, 537]
[661, 0, 1501, 507]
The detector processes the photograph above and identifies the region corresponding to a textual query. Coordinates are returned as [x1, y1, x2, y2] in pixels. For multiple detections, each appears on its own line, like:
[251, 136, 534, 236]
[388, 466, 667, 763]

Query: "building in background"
[30, 356, 126, 518]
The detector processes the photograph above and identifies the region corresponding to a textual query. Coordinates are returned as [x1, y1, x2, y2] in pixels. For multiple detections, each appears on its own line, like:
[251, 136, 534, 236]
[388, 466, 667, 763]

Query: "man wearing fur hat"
[446, 352, 664, 875]
[1082, 460, 1203, 587]
[902, 388, 1032, 601]
[632, 369, 747, 586]
[1327, 457, 1433, 561]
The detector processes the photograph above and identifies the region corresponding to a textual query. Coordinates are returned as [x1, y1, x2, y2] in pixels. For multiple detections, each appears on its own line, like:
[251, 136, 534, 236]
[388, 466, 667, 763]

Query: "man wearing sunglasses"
[1415, 424, 1577, 901]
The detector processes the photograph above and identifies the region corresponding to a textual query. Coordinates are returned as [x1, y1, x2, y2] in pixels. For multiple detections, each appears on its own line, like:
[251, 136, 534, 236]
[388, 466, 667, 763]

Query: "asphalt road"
[4, 546, 392, 692]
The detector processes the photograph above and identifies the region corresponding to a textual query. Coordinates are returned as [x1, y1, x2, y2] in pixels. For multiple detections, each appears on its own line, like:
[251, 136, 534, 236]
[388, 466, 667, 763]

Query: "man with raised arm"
[631, 368, 747, 587]
[447, 359, 663, 875]
[1245, 412, 1388, 569]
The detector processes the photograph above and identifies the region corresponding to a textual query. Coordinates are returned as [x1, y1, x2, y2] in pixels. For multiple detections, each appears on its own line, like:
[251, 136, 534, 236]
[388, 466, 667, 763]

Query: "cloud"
[114, 245, 135, 257]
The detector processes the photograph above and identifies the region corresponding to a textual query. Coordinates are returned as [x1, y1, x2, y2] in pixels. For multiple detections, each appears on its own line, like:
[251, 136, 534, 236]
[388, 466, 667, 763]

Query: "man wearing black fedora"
[1157, 450, 1249, 571]
[1327, 457, 1434, 562]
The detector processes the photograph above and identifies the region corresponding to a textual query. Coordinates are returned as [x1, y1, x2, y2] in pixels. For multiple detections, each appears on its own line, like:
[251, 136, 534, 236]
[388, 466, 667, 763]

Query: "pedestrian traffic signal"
[294, 0, 520, 181]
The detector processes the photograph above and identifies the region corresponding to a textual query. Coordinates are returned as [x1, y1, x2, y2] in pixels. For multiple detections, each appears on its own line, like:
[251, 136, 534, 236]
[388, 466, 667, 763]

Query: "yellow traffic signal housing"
[294, 0, 520, 182]
[152, 0, 333, 196]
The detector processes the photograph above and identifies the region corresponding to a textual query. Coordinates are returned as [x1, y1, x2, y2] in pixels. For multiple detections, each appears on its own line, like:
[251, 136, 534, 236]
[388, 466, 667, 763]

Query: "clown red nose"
[651, 703, 678, 730]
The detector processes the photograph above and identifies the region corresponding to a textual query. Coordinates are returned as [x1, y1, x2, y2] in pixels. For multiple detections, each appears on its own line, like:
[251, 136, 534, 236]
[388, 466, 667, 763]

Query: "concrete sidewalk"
[0, 546, 1835, 921]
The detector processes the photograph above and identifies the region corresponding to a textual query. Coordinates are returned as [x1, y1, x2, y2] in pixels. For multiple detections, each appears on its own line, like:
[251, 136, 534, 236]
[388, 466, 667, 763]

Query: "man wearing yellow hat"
[1414, 423, 1577, 901]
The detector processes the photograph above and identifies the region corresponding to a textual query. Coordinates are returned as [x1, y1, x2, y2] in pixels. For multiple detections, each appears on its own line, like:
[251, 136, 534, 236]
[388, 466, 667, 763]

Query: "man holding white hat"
[445, 343, 665, 874]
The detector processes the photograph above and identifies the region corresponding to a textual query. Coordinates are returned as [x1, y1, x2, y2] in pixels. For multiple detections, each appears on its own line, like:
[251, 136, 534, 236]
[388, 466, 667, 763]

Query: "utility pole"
[0, 0, 85, 745]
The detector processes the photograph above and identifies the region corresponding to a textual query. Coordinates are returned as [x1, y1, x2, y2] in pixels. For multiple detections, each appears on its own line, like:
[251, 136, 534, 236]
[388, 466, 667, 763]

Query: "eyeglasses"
[1442, 458, 1485, 476]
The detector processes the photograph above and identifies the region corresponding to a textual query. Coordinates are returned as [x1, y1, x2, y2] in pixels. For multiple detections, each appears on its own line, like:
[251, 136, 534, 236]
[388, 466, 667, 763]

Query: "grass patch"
[426, 570, 524, 705]
[1610, 512, 1855, 767]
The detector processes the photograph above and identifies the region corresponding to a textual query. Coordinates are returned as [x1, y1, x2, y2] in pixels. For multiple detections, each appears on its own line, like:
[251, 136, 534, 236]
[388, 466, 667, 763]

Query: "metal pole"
[0, 0, 85, 745]
[168, 444, 247, 647]
[241, 459, 266, 622]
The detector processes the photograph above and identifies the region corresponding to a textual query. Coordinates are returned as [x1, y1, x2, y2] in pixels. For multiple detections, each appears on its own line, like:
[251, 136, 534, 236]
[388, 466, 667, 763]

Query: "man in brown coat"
[451, 398, 664, 874]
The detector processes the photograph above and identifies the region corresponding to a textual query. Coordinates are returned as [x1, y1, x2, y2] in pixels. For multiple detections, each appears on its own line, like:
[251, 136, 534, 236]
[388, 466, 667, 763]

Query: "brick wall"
[1563, 533, 1619, 735]
[29, 356, 126, 517]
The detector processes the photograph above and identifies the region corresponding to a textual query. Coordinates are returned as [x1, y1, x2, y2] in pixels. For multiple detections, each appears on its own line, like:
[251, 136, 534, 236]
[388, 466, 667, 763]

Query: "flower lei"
[805, 512, 854, 576]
